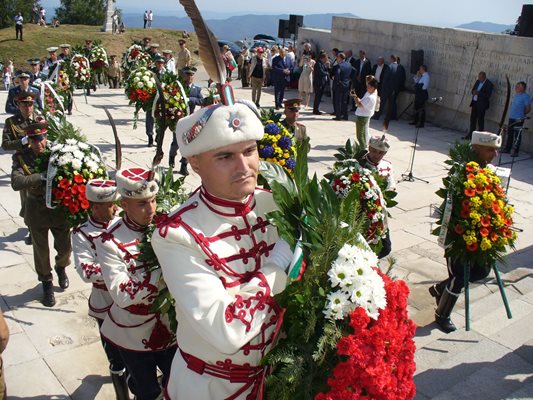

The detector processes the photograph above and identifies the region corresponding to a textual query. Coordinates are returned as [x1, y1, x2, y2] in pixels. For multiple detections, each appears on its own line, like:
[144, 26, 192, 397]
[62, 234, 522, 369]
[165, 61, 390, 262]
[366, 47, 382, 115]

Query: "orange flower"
[485, 184, 493, 192]
[467, 173, 476, 180]
[466, 164, 475, 172]
[460, 208, 470, 219]
[467, 242, 478, 252]
[480, 217, 491, 227]
[480, 228, 490, 237]
[71, 185, 79, 195]
[80, 200, 90, 210]
[492, 202, 501, 214]
[475, 185, 484, 194]
[73, 174, 84, 184]
[454, 224, 465, 235]
[490, 232, 499, 242]
[504, 218, 512, 227]
[503, 229, 513, 239]
[464, 188, 476, 197]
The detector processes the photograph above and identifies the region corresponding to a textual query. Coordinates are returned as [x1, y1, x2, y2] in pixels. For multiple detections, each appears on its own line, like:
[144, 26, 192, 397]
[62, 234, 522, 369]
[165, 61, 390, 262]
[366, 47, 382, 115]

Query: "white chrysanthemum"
[359, 249, 379, 267]
[86, 160, 98, 173]
[138, 82, 144, 89]
[324, 290, 351, 320]
[78, 142, 89, 150]
[65, 138, 77, 145]
[327, 260, 356, 289]
[57, 155, 69, 166]
[73, 150, 84, 160]
[51, 143, 63, 152]
[71, 158, 82, 171]
[337, 243, 360, 262]
[146, 81, 153, 89]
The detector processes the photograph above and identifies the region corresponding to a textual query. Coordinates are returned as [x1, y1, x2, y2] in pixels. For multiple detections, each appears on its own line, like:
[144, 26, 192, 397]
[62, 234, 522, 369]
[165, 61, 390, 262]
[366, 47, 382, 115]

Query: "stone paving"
[0, 68, 532, 399]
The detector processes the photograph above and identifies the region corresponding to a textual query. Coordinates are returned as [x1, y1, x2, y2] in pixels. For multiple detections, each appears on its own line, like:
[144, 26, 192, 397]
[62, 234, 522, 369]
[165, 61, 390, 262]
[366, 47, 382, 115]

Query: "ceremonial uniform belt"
[179, 349, 264, 400]
[124, 303, 153, 315]
[92, 282, 108, 290]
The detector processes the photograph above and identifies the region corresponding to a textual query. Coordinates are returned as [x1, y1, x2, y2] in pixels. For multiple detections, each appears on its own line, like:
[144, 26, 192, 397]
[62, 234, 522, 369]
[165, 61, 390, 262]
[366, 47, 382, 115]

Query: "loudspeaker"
[519, 4, 533, 37]
[410, 50, 424, 74]
[278, 19, 291, 39]
[289, 15, 304, 35]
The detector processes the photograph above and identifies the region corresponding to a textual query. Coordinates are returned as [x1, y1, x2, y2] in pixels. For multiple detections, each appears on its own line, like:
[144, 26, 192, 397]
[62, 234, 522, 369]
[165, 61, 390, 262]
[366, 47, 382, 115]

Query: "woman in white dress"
[298, 54, 315, 109]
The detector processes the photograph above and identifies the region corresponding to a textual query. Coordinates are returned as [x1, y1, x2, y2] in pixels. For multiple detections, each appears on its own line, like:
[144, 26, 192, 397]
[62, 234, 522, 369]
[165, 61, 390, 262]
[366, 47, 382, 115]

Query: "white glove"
[269, 239, 293, 272]
[21, 136, 28, 145]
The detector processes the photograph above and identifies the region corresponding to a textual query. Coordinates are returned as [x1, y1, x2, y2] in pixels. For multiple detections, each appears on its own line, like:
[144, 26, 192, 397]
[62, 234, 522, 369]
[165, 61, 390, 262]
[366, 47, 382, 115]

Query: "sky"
[40, 0, 523, 27]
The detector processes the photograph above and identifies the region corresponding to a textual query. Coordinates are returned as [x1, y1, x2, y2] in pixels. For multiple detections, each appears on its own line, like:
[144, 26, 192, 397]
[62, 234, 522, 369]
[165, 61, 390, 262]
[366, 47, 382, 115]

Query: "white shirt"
[375, 64, 383, 83]
[355, 90, 378, 117]
[15, 15, 23, 25]
[166, 57, 176, 74]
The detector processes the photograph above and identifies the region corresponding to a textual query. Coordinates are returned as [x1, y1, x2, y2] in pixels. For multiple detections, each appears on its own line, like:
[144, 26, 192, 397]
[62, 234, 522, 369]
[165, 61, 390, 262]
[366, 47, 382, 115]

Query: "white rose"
[146, 81, 153, 89]
[134, 77, 140, 83]
[137, 82, 144, 88]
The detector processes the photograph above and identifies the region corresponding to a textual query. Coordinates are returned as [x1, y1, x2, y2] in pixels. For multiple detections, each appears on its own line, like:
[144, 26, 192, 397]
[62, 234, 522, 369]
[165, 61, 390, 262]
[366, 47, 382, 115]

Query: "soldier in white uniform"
[95, 169, 176, 400]
[152, 101, 293, 400]
[71, 179, 129, 400]
[358, 135, 396, 258]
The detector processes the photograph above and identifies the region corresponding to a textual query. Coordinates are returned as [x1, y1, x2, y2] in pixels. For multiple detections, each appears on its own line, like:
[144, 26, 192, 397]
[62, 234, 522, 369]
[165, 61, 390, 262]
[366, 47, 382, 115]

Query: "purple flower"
[259, 145, 275, 158]
[278, 135, 292, 150]
[285, 158, 296, 170]
[265, 123, 280, 135]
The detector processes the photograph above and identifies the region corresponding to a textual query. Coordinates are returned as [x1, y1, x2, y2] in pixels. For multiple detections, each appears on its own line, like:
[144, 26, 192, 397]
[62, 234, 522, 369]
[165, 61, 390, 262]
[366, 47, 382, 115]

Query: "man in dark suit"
[371, 56, 389, 120]
[381, 54, 406, 131]
[312, 52, 330, 115]
[353, 50, 372, 99]
[332, 52, 354, 121]
[271, 48, 290, 109]
[465, 71, 493, 140]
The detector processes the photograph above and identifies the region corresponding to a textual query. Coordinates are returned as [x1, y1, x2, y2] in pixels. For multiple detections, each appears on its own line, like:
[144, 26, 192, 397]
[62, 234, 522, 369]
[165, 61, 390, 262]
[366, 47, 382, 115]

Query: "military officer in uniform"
[3, 91, 42, 245]
[27, 58, 47, 86]
[169, 66, 204, 174]
[10, 121, 71, 307]
[429, 131, 503, 333]
[358, 135, 396, 259]
[58, 43, 71, 61]
[95, 168, 176, 400]
[176, 39, 191, 80]
[5, 71, 41, 114]
[152, 101, 292, 400]
[42, 47, 60, 79]
[162, 49, 176, 74]
[281, 98, 309, 150]
[72, 179, 129, 400]
[83, 39, 96, 95]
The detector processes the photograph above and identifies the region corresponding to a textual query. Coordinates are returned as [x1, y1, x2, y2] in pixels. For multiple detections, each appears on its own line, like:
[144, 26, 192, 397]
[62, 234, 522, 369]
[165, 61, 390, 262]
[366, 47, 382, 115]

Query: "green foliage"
[261, 138, 367, 398]
[55, 0, 106, 26]
[0, 0, 34, 29]
[260, 107, 283, 124]
[45, 114, 87, 143]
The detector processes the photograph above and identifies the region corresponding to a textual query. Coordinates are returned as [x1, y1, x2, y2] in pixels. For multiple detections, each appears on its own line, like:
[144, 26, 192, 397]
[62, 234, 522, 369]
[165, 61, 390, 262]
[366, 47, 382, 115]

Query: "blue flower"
[285, 158, 296, 170]
[265, 123, 280, 135]
[259, 145, 275, 158]
[278, 135, 292, 150]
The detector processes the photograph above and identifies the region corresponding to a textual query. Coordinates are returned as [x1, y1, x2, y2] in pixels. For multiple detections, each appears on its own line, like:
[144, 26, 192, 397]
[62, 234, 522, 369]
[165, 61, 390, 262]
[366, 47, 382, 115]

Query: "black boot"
[179, 162, 189, 176]
[110, 369, 130, 400]
[428, 280, 447, 306]
[25, 231, 32, 245]
[55, 266, 69, 289]
[148, 135, 154, 147]
[435, 289, 458, 333]
[42, 281, 56, 307]
[169, 156, 175, 168]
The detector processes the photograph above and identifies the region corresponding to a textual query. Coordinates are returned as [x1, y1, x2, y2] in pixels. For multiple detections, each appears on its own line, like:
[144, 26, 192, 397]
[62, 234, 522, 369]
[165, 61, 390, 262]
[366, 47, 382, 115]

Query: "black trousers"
[146, 111, 154, 138]
[440, 257, 492, 295]
[413, 89, 428, 126]
[118, 346, 176, 400]
[96, 319, 126, 373]
[169, 131, 187, 165]
[313, 81, 327, 112]
[333, 84, 349, 119]
[273, 78, 286, 108]
[505, 118, 524, 152]
[469, 101, 486, 134]
[16, 24, 23, 40]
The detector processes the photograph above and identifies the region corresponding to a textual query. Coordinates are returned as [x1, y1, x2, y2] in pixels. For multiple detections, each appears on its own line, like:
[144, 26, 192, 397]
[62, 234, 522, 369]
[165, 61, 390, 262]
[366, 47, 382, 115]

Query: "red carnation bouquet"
[125, 66, 157, 128]
[153, 72, 189, 132]
[45, 139, 107, 226]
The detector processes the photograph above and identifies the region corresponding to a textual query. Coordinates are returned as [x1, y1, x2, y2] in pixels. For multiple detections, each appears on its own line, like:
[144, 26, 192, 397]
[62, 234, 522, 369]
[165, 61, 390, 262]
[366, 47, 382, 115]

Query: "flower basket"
[89, 45, 109, 75]
[433, 157, 517, 265]
[330, 162, 388, 245]
[258, 120, 297, 176]
[153, 72, 189, 133]
[69, 54, 92, 88]
[45, 139, 107, 227]
[125, 66, 157, 128]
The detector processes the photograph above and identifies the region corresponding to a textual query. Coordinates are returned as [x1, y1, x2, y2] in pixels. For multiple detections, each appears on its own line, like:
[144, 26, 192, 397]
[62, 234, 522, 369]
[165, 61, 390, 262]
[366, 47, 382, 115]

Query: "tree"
[0, 0, 35, 29]
[55, 0, 106, 26]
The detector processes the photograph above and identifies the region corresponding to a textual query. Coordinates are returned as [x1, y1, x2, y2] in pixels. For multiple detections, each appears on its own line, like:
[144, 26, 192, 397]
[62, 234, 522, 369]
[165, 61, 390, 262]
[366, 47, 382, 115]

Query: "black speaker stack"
[518, 4, 533, 37]
[410, 50, 424, 75]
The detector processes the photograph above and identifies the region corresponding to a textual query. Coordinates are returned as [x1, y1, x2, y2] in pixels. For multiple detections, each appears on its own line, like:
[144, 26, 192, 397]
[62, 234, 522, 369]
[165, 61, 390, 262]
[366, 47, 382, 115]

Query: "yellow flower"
[469, 211, 481, 224]
[480, 238, 492, 251]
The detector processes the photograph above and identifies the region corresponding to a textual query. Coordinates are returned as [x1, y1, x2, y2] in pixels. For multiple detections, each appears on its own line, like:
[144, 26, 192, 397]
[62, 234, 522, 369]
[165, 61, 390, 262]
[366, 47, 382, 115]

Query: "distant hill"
[455, 21, 514, 33]
[121, 13, 355, 41]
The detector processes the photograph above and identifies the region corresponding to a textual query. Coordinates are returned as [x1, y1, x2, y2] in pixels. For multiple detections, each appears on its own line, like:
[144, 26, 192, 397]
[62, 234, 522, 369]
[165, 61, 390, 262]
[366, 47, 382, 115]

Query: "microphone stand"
[401, 99, 440, 183]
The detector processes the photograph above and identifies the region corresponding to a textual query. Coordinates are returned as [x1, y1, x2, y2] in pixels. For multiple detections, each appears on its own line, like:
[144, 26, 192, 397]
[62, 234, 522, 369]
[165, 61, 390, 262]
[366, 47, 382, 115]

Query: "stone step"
[505, 381, 533, 399]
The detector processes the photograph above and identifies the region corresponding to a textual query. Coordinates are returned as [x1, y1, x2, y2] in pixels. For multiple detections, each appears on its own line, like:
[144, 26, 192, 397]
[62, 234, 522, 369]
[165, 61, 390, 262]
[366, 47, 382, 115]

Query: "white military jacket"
[152, 187, 287, 400]
[362, 155, 397, 191]
[72, 216, 120, 320]
[95, 214, 176, 352]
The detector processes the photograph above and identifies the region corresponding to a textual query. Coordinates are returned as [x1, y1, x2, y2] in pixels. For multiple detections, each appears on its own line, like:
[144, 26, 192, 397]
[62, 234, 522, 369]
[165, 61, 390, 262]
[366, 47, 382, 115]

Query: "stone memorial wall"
[300, 17, 533, 151]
